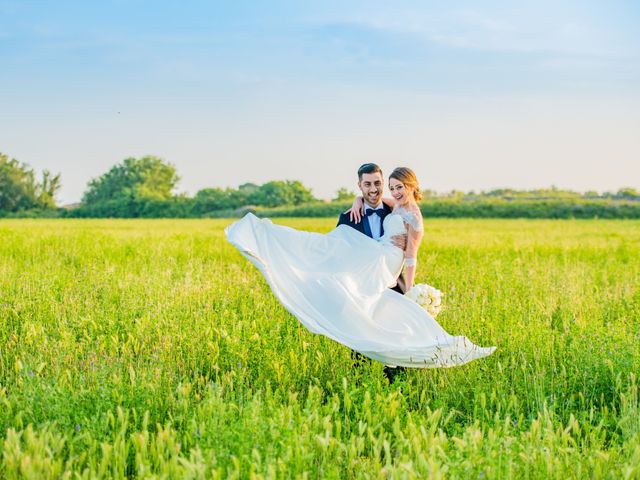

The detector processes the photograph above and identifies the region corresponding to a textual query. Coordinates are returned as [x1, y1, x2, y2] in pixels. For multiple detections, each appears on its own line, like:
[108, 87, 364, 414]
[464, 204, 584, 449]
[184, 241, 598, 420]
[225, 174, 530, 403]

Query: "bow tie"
[365, 208, 385, 218]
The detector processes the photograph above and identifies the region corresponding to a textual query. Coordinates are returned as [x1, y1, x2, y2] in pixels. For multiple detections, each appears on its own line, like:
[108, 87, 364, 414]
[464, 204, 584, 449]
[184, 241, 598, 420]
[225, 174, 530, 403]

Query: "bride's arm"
[348, 196, 365, 223]
[381, 197, 395, 209]
[404, 215, 424, 289]
[348, 196, 396, 223]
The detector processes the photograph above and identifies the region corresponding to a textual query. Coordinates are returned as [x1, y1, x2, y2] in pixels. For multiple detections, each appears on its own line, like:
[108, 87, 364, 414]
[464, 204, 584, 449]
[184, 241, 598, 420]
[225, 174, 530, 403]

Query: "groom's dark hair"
[357, 163, 383, 180]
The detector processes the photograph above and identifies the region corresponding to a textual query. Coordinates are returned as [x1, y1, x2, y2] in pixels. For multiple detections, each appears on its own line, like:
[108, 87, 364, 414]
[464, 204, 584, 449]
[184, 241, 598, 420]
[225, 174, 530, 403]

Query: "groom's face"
[358, 172, 384, 208]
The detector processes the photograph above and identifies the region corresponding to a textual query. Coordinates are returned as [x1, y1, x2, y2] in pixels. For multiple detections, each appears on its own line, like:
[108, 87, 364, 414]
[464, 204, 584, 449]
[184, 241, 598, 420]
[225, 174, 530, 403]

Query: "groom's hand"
[391, 234, 407, 250]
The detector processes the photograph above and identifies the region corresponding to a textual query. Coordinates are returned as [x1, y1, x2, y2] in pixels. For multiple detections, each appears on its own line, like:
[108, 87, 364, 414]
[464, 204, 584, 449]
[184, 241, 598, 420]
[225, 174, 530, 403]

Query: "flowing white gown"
[225, 212, 496, 368]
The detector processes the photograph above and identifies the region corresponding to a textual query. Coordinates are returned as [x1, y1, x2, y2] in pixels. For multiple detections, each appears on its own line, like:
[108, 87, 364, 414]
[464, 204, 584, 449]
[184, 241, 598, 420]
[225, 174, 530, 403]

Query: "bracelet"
[404, 257, 417, 267]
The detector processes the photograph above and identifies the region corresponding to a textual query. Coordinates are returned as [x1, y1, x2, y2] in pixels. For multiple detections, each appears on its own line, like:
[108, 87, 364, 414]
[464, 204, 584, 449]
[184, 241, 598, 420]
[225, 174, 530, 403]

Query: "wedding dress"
[225, 212, 496, 368]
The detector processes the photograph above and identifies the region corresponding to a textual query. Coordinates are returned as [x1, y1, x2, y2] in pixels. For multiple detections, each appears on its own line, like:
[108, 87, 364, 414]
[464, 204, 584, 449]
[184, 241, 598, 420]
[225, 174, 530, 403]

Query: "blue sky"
[1, 0, 639, 203]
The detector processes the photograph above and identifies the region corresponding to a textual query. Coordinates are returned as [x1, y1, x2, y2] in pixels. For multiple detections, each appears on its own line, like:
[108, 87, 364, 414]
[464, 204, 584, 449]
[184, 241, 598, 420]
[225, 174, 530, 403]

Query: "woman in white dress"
[225, 168, 495, 368]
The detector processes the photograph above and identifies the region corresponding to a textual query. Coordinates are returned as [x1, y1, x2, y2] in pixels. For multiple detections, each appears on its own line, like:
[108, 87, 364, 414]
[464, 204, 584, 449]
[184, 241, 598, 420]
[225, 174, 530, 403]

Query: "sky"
[1, 1, 639, 204]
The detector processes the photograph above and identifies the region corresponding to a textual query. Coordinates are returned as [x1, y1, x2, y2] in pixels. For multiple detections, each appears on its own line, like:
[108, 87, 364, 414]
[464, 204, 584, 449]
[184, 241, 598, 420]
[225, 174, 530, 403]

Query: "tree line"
[1, 153, 320, 217]
[1, 151, 639, 218]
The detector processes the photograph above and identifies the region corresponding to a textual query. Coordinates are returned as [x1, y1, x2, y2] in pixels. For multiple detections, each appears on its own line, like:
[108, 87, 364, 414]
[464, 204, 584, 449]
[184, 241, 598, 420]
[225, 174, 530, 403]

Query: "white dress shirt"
[365, 204, 384, 240]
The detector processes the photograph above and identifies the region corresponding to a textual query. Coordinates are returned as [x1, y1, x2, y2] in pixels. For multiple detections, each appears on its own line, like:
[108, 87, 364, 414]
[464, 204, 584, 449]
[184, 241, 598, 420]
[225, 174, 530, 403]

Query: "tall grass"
[1, 218, 639, 478]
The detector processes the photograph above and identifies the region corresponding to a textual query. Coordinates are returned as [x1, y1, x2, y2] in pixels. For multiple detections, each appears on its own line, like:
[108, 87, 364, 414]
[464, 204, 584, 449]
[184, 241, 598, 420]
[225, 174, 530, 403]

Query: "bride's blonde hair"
[389, 167, 423, 201]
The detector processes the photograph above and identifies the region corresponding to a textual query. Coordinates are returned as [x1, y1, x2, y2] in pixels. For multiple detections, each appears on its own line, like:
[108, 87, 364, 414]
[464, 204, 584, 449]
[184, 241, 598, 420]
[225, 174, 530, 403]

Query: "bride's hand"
[348, 196, 365, 223]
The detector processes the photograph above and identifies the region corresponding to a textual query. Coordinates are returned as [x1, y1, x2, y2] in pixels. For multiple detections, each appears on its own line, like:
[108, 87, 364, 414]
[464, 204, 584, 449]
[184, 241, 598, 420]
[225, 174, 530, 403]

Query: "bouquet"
[405, 284, 443, 317]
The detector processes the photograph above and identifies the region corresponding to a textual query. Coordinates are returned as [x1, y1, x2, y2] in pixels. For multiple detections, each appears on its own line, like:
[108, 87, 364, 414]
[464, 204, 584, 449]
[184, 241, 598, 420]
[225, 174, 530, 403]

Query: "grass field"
[1, 218, 639, 479]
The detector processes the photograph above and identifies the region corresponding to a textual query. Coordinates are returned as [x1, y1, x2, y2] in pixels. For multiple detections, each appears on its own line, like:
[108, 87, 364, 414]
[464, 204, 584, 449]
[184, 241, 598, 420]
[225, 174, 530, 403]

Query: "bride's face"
[389, 178, 412, 205]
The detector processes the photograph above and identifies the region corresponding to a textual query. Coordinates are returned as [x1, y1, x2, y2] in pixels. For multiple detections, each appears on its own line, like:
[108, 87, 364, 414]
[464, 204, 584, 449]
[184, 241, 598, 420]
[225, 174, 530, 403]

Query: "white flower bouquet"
[405, 283, 443, 317]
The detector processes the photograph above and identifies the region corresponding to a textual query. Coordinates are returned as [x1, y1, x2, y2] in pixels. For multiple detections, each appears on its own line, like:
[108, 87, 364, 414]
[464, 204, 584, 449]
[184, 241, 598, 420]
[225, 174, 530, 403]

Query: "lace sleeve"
[398, 208, 423, 232]
[402, 214, 424, 289]
[405, 219, 423, 261]
[407, 212, 423, 232]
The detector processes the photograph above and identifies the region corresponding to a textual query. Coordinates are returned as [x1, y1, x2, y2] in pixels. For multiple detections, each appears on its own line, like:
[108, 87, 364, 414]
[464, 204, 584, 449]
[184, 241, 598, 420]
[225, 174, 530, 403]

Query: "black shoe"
[383, 366, 406, 383]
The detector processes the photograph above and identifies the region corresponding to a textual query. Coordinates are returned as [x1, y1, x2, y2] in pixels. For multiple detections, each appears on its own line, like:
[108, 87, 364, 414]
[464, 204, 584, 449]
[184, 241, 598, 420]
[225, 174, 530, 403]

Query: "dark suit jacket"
[337, 204, 406, 293]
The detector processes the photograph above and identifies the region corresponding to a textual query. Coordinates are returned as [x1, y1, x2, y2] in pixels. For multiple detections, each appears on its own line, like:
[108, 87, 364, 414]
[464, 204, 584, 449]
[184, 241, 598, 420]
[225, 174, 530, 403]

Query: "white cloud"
[330, 7, 632, 59]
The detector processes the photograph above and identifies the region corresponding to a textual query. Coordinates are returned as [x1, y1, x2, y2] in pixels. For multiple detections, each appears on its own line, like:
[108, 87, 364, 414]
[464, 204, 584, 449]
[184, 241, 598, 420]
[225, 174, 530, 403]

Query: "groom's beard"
[364, 193, 382, 209]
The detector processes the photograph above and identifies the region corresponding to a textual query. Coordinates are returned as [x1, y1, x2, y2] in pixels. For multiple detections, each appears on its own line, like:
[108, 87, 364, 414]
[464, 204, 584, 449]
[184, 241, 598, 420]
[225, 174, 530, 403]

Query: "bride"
[225, 167, 495, 368]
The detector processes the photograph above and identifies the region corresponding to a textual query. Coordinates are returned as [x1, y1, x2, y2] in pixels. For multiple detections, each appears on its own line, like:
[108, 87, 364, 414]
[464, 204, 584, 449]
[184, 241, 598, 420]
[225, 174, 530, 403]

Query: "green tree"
[193, 188, 234, 212]
[616, 187, 640, 200]
[238, 183, 259, 194]
[0, 152, 61, 212]
[333, 187, 355, 202]
[82, 156, 179, 204]
[230, 184, 256, 208]
[37, 170, 62, 209]
[249, 180, 316, 207]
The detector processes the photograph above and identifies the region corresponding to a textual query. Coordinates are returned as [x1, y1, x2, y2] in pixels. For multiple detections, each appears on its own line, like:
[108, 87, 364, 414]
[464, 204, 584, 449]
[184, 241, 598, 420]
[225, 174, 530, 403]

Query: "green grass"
[1, 218, 639, 479]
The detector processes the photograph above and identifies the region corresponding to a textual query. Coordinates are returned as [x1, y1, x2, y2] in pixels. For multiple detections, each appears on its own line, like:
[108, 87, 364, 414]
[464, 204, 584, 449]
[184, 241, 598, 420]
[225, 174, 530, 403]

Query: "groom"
[337, 163, 407, 382]
[337, 163, 406, 294]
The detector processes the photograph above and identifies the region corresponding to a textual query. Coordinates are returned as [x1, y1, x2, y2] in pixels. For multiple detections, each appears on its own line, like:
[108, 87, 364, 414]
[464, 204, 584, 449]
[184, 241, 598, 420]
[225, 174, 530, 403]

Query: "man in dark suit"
[337, 163, 407, 383]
